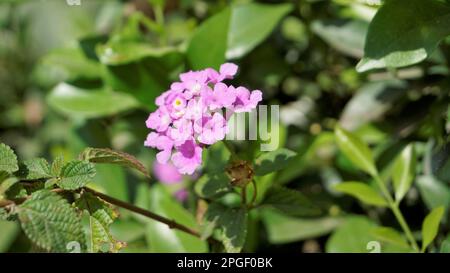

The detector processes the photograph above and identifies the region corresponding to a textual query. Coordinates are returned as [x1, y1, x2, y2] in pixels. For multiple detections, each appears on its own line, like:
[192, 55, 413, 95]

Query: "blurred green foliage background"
[0, 0, 450, 253]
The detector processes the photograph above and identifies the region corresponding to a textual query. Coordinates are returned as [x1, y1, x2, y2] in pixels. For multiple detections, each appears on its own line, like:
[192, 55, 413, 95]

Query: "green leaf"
[51, 156, 65, 177]
[334, 125, 377, 176]
[138, 184, 207, 253]
[326, 216, 376, 253]
[195, 173, 231, 199]
[58, 160, 96, 190]
[0, 220, 19, 252]
[97, 43, 182, 66]
[187, 3, 292, 69]
[0, 176, 19, 199]
[357, 0, 450, 72]
[339, 80, 407, 130]
[47, 83, 140, 119]
[33, 47, 101, 87]
[254, 148, 297, 176]
[392, 144, 416, 202]
[110, 220, 145, 243]
[421, 206, 445, 252]
[93, 165, 129, 202]
[0, 143, 18, 173]
[100, 44, 183, 110]
[187, 7, 229, 69]
[80, 147, 150, 178]
[203, 141, 231, 174]
[416, 175, 450, 210]
[226, 3, 293, 59]
[75, 192, 122, 253]
[261, 209, 342, 244]
[371, 227, 410, 249]
[204, 202, 248, 253]
[334, 182, 387, 207]
[311, 19, 368, 58]
[440, 235, 450, 253]
[17, 158, 52, 181]
[262, 186, 322, 217]
[18, 190, 86, 252]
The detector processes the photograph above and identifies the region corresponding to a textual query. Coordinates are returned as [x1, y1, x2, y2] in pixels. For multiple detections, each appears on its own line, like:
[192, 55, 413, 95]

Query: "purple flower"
[219, 63, 238, 79]
[153, 161, 183, 184]
[144, 133, 174, 164]
[146, 107, 172, 132]
[172, 139, 202, 175]
[174, 189, 188, 202]
[145, 63, 262, 175]
[231, 86, 263, 113]
[195, 113, 228, 145]
[153, 162, 189, 202]
[170, 118, 193, 145]
[207, 83, 236, 110]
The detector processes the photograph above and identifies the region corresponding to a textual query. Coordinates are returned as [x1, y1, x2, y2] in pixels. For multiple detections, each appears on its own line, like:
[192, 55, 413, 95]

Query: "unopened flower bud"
[226, 160, 254, 187]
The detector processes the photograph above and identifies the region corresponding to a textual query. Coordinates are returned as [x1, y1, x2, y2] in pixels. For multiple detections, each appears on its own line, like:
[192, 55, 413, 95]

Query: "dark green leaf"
[58, 160, 96, 190]
[357, 0, 450, 72]
[204, 202, 248, 253]
[195, 173, 231, 199]
[262, 186, 322, 217]
[187, 7, 230, 69]
[261, 209, 342, 244]
[18, 190, 86, 252]
[17, 158, 52, 181]
[254, 148, 297, 176]
[75, 192, 122, 253]
[80, 147, 150, 178]
[187, 3, 292, 69]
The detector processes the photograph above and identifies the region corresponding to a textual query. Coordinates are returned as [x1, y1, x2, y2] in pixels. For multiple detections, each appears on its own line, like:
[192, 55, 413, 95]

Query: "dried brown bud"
[225, 160, 254, 187]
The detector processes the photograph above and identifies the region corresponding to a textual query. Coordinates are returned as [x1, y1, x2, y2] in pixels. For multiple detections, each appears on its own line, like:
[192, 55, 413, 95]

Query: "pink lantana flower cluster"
[145, 63, 262, 175]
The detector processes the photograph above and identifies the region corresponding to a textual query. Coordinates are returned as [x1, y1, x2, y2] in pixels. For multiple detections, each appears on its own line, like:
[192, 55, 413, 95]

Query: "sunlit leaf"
[334, 125, 377, 176]
[334, 182, 387, 207]
[392, 144, 416, 202]
[421, 206, 445, 252]
[357, 0, 450, 72]
[47, 83, 140, 119]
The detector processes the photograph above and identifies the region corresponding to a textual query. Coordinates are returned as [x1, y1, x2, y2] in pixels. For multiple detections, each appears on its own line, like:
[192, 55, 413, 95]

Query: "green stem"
[250, 179, 257, 207]
[373, 175, 419, 252]
[241, 186, 247, 207]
